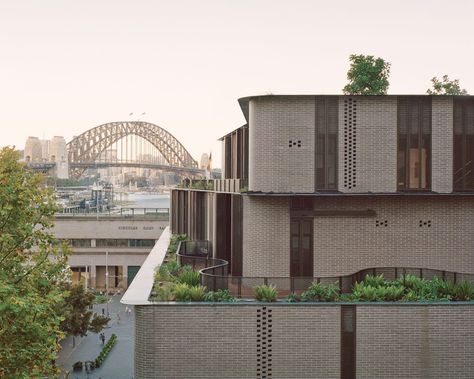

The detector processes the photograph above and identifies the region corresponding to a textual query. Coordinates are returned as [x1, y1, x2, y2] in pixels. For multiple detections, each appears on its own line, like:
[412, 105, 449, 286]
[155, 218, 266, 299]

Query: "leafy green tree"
[0, 147, 69, 378]
[427, 75, 469, 95]
[343, 54, 391, 95]
[60, 282, 110, 346]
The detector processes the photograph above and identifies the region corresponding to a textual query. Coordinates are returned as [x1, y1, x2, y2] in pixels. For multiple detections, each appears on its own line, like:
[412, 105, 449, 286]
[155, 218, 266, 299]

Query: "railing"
[213, 178, 248, 193]
[179, 179, 214, 190]
[56, 207, 169, 220]
[177, 241, 474, 299]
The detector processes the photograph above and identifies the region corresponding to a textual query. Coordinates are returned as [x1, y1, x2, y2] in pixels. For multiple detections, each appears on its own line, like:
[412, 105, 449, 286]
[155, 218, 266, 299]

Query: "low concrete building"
[54, 210, 169, 289]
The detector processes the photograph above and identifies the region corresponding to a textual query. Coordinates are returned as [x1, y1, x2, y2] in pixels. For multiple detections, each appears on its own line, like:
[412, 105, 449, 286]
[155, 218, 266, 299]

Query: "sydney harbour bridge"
[29, 121, 205, 179]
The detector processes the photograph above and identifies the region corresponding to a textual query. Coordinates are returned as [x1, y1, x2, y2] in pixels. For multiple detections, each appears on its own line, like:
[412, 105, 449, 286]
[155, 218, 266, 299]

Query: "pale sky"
[1, 0, 473, 168]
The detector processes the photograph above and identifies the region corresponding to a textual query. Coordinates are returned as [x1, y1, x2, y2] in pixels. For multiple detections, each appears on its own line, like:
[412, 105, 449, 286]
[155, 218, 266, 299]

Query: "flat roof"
[237, 94, 474, 123]
[243, 191, 474, 197]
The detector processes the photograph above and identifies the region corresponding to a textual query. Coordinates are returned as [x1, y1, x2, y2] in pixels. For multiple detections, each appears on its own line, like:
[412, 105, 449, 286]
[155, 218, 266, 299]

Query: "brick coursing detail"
[249, 97, 315, 193]
[134, 305, 340, 379]
[242, 196, 290, 277]
[338, 97, 398, 193]
[357, 305, 474, 379]
[134, 304, 474, 379]
[432, 97, 454, 193]
[312, 196, 474, 277]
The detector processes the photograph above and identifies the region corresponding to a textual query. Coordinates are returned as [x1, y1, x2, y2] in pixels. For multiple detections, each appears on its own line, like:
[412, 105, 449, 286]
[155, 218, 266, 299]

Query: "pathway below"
[57, 293, 134, 379]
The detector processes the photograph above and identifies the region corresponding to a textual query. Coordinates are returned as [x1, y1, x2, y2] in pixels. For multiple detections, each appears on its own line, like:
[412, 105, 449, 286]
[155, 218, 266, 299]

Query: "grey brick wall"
[338, 97, 398, 193]
[312, 196, 474, 277]
[242, 196, 290, 277]
[245, 95, 460, 194]
[134, 303, 474, 379]
[240, 195, 473, 278]
[432, 97, 454, 193]
[249, 96, 315, 193]
[134, 304, 340, 379]
[357, 305, 474, 379]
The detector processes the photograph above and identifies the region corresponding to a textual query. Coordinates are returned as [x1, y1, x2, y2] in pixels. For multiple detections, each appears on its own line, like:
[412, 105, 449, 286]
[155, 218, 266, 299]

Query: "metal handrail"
[176, 241, 474, 298]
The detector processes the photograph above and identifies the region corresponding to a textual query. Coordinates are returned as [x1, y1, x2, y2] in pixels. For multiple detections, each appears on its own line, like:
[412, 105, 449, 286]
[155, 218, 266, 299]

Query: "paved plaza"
[57, 294, 134, 379]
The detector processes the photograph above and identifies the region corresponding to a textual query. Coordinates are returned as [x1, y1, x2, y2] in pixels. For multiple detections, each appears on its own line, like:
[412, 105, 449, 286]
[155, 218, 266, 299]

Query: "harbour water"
[124, 193, 170, 209]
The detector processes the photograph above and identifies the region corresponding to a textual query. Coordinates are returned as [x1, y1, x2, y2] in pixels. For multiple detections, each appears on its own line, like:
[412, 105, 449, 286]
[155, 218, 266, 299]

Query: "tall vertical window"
[315, 97, 338, 190]
[454, 99, 474, 191]
[397, 97, 432, 190]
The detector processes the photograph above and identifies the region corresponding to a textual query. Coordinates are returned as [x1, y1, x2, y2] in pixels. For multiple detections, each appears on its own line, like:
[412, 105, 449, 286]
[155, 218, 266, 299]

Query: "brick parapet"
[134, 303, 474, 379]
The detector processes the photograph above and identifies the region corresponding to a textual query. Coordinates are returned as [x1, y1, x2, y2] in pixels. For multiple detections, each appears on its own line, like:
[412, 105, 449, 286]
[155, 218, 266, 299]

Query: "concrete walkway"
[57, 294, 134, 379]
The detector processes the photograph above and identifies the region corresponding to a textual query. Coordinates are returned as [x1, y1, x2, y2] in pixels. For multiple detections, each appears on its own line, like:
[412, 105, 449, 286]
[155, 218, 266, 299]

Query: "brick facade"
[249, 96, 315, 193]
[134, 303, 473, 379]
[338, 96, 398, 193]
[242, 196, 290, 277]
[357, 305, 474, 379]
[312, 196, 474, 277]
[246, 95, 461, 194]
[432, 97, 454, 193]
[239, 195, 474, 278]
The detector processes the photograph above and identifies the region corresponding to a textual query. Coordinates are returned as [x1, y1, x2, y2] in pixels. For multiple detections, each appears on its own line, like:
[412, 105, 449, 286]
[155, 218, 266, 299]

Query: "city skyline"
[1, 0, 474, 168]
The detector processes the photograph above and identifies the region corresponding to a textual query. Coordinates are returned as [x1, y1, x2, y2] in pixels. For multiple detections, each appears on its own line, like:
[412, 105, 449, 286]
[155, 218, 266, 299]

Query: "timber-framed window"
[453, 98, 474, 191]
[315, 97, 338, 190]
[397, 97, 432, 191]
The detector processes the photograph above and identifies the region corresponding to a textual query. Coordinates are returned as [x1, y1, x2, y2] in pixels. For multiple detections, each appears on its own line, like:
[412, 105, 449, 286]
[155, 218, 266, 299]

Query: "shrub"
[398, 274, 427, 291]
[167, 234, 187, 254]
[429, 277, 455, 300]
[158, 260, 182, 280]
[173, 283, 207, 302]
[285, 293, 301, 303]
[152, 282, 176, 301]
[204, 289, 235, 302]
[452, 281, 474, 301]
[94, 293, 108, 304]
[351, 283, 379, 301]
[379, 285, 405, 301]
[176, 270, 201, 286]
[188, 285, 207, 301]
[362, 274, 386, 288]
[72, 361, 83, 371]
[253, 284, 278, 302]
[94, 333, 117, 368]
[301, 282, 339, 302]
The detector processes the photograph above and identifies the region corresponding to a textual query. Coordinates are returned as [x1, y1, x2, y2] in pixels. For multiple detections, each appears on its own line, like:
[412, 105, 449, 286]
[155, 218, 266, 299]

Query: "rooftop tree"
[0, 147, 69, 378]
[343, 54, 391, 95]
[427, 75, 469, 95]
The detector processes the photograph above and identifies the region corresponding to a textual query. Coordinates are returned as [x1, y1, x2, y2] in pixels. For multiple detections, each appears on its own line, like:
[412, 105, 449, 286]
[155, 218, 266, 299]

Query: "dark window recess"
[222, 125, 249, 180]
[418, 220, 432, 228]
[70, 239, 92, 248]
[288, 140, 302, 147]
[290, 197, 314, 211]
[375, 220, 388, 227]
[290, 218, 313, 277]
[397, 97, 432, 191]
[453, 98, 474, 191]
[343, 98, 357, 190]
[96, 239, 155, 248]
[316, 97, 338, 190]
[341, 306, 356, 379]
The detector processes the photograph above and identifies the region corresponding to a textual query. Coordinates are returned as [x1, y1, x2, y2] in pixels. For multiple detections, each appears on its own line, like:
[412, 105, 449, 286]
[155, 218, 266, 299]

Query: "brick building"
[171, 95, 474, 280]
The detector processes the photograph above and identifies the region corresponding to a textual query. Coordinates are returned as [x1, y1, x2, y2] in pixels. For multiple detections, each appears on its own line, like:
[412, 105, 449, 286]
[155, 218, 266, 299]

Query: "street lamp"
[105, 250, 109, 316]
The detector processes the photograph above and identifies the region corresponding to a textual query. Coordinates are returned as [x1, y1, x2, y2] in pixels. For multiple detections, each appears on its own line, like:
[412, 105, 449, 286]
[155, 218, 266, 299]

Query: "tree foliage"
[343, 54, 391, 95]
[427, 75, 468, 95]
[60, 282, 110, 338]
[0, 147, 69, 378]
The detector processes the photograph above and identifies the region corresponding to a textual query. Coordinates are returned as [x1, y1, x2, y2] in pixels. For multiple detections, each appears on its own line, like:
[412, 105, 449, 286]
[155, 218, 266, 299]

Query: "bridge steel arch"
[67, 121, 198, 177]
